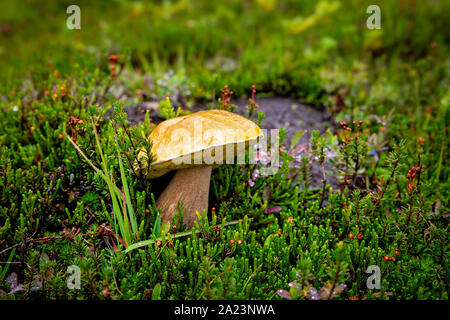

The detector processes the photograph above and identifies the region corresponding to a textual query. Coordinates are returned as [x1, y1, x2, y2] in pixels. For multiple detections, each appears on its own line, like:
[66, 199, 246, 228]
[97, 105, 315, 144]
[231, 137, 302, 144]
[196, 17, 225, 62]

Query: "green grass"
[65, 117, 138, 248]
[0, 0, 448, 300]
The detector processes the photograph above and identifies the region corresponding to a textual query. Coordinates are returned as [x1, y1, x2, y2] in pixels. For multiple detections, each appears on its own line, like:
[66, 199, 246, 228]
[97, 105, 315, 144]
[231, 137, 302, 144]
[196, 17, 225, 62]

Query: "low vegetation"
[0, 0, 448, 299]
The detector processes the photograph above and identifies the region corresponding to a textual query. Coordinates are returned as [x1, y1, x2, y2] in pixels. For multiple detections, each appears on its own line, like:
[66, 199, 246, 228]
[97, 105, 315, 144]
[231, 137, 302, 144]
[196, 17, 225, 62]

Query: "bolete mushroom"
[137, 109, 263, 228]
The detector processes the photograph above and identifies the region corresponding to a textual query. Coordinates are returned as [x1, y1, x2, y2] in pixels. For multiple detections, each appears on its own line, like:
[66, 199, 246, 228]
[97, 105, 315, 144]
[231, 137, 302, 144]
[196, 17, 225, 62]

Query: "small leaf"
[264, 234, 275, 248]
[289, 283, 302, 299]
[277, 289, 291, 299]
[39, 253, 50, 270]
[290, 130, 305, 149]
[152, 214, 161, 237]
[152, 283, 162, 300]
[160, 221, 171, 237]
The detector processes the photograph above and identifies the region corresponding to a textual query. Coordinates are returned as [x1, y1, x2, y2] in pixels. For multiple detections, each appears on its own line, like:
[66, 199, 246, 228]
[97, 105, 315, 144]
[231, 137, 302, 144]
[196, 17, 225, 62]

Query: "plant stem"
[371, 159, 399, 215]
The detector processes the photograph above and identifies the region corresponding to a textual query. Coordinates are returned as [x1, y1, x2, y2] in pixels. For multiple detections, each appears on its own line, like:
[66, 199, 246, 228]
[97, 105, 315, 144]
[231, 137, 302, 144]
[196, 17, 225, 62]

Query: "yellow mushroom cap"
[136, 109, 263, 178]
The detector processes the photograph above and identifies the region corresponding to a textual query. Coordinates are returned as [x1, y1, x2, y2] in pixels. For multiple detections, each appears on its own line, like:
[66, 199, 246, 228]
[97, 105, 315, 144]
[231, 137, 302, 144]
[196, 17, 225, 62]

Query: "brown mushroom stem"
[156, 166, 212, 229]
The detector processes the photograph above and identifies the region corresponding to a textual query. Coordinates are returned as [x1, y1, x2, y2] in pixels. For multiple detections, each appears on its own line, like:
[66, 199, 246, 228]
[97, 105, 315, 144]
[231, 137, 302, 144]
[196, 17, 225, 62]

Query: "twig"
[371, 159, 399, 215]
[327, 262, 341, 300]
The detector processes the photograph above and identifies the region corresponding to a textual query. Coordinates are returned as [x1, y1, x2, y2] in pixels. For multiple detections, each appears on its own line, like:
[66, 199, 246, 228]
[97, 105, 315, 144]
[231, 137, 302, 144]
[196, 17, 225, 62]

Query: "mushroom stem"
[156, 166, 212, 229]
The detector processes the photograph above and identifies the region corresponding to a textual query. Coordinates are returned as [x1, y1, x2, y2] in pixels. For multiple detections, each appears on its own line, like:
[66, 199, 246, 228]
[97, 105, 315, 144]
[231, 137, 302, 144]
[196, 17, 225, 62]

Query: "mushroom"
[137, 110, 263, 228]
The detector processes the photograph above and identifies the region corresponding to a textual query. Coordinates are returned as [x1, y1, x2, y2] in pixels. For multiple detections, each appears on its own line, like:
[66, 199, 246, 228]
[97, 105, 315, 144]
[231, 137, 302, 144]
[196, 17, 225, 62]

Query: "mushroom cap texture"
[137, 109, 263, 178]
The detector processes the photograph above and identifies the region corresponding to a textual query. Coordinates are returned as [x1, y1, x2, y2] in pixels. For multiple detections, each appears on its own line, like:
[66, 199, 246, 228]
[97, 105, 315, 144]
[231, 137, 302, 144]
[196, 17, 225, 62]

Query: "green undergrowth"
[0, 0, 448, 300]
[0, 80, 447, 299]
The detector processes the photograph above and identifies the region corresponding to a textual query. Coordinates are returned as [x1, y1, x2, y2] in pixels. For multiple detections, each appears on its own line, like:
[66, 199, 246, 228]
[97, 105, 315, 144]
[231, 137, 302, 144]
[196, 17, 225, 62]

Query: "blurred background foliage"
[1, 0, 449, 100]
